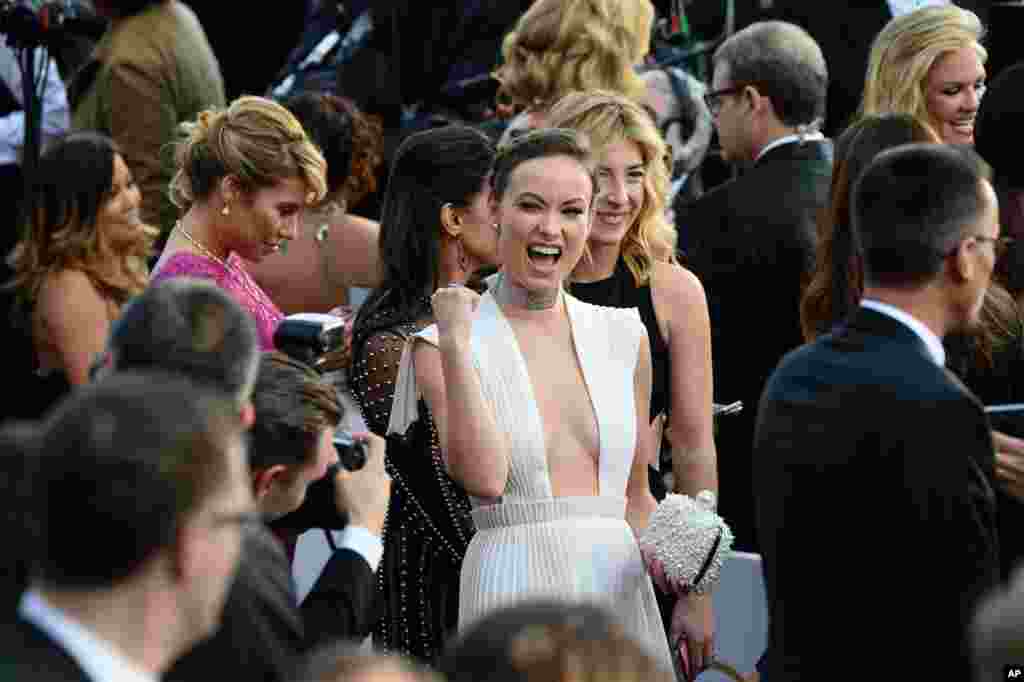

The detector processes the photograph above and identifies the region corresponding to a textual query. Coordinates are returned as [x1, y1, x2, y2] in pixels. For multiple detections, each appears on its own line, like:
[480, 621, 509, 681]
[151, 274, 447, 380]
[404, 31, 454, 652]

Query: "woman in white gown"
[388, 128, 673, 670]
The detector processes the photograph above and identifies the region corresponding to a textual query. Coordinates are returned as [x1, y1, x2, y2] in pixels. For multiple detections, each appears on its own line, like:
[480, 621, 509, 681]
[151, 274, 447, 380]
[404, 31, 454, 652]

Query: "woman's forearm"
[439, 337, 509, 499]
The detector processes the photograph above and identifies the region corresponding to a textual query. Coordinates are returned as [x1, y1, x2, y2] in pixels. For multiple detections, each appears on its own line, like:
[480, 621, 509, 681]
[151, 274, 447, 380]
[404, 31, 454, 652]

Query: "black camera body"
[0, 0, 106, 50]
[273, 312, 367, 474]
[332, 431, 367, 472]
[273, 313, 347, 371]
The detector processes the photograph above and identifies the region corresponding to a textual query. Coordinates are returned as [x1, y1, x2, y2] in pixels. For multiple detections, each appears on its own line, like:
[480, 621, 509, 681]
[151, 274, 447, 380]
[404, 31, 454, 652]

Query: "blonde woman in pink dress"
[150, 96, 327, 349]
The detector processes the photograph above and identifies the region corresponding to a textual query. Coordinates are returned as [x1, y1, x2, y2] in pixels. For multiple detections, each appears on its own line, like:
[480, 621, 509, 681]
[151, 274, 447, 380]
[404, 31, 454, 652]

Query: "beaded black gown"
[350, 296, 475, 665]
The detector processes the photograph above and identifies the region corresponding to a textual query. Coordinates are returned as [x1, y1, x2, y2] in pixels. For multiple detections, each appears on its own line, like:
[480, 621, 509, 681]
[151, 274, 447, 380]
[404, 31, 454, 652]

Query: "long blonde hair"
[496, 0, 653, 111]
[6, 132, 155, 311]
[860, 5, 986, 139]
[545, 90, 676, 286]
[169, 95, 328, 210]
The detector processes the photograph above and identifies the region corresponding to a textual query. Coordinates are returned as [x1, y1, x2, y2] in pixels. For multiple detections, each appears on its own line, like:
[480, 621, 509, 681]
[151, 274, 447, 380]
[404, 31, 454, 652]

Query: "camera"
[332, 431, 367, 472]
[273, 313, 347, 371]
[0, 1, 107, 49]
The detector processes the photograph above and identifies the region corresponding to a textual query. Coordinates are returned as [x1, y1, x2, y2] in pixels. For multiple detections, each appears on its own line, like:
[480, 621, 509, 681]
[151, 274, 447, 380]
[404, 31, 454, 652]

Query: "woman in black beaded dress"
[546, 90, 719, 670]
[349, 124, 498, 664]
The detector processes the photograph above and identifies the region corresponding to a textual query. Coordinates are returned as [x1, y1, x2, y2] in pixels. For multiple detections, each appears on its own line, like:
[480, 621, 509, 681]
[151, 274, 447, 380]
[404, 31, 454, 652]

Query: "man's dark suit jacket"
[165, 523, 377, 682]
[675, 138, 832, 552]
[752, 307, 1000, 681]
[0, 617, 92, 681]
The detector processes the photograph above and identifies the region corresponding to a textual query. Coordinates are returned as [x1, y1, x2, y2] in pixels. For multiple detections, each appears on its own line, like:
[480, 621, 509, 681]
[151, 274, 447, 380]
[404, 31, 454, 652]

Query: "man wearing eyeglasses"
[0, 372, 254, 682]
[674, 21, 832, 556]
[753, 143, 1001, 681]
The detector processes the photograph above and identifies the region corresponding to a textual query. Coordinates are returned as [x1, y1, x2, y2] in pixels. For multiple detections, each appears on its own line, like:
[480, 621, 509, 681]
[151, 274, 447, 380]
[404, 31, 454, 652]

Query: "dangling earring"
[457, 237, 468, 272]
[221, 203, 231, 216]
[493, 222, 502, 236]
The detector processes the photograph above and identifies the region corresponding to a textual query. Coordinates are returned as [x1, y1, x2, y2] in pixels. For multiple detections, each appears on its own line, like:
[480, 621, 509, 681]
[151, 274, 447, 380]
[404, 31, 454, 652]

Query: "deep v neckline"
[487, 291, 604, 497]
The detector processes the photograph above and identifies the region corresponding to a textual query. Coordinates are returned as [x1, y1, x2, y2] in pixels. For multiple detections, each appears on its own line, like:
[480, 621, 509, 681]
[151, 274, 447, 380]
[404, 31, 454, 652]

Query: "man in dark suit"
[753, 143, 1001, 681]
[104, 279, 389, 681]
[166, 351, 389, 682]
[674, 20, 832, 552]
[0, 372, 254, 681]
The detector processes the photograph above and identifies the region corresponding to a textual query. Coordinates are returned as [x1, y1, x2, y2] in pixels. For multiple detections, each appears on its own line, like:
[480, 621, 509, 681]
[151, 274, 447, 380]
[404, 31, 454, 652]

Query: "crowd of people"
[2, 1, 1024, 681]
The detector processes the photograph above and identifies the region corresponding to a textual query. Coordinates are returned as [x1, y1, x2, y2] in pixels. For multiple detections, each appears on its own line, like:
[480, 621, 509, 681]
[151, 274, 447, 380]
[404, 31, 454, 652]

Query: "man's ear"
[252, 465, 289, 502]
[745, 84, 767, 117]
[949, 239, 975, 284]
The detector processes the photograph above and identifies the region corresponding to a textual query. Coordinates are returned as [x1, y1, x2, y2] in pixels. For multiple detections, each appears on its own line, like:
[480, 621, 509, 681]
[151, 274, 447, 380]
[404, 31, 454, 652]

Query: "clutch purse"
[638, 491, 733, 597]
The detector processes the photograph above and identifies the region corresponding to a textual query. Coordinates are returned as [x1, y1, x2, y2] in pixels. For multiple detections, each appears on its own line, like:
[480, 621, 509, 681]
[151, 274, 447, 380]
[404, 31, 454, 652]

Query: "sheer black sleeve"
[350, 326, 416, 436]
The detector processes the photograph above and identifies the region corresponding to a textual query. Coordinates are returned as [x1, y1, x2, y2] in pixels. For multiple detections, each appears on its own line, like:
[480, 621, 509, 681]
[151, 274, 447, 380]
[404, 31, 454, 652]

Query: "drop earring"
[457, 237, 468, 272]
[221, 203, 231, 216]
[493, 222, 501, 236]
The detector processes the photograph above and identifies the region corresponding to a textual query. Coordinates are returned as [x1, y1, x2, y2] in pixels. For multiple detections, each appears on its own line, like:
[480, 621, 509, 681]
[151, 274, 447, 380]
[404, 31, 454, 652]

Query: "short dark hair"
[713, 21, 827, 126]
[33, 372, 242, 589]
[249, 351, 342, 473]
[852, 143, 992, 288]
[108, 278, 259, 404]
[491, 127, 595, 201]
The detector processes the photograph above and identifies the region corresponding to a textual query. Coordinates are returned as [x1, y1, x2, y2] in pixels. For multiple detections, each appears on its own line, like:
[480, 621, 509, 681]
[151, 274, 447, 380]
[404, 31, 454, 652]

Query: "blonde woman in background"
[860, 4, 986, 145]
[494, 0, 655, 140]
[151, 95, 327, 350]
[548, 90, 717, 675]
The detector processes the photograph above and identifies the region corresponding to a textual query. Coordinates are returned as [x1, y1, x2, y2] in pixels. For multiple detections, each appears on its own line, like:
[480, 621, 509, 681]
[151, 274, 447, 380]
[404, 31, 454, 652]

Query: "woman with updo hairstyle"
[6, 131, 156, 414]
[493, 0, 655, 140]
[859, 4, 986, 145]
[151, 95, 327, 350]
[349, 123, 498, 664]
[547, 89, 717, 670]
[244, 92, 383, 315]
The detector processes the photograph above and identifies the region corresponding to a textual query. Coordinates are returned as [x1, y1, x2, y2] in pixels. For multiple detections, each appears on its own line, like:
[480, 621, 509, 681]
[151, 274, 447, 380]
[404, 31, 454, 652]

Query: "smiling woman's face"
[493, 154, 594, 293]
[924, 45, 986, 145]
[590, 139, 645, 249]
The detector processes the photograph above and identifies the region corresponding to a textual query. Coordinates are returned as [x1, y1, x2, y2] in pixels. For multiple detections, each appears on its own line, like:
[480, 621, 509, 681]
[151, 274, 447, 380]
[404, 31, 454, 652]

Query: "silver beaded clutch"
[639, 492, 734, 596]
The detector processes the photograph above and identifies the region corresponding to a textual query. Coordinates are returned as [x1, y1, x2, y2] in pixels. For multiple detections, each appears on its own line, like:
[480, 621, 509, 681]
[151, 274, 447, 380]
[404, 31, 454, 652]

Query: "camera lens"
[332, 432, 368, 471]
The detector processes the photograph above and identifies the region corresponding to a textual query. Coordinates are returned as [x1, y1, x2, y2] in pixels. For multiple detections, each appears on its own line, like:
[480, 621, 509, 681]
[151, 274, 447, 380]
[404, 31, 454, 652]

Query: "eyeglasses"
[973, 235, 1015, 258]
[947, 235, 1015, 259]
[208, 509, 264, 529]
[703, 86, 746, 116]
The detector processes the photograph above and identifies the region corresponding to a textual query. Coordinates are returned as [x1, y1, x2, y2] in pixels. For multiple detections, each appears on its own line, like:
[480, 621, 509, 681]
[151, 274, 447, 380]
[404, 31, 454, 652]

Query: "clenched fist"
[431, 284, 481, 342]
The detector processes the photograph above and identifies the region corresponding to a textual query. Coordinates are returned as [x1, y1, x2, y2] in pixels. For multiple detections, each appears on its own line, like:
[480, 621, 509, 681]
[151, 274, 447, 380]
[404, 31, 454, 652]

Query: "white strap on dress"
[386, 325, 439, 437]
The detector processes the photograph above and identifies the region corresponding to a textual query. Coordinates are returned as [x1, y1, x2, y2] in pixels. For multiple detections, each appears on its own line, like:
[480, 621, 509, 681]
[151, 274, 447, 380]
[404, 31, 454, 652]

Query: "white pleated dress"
[389, 290, 673, 670]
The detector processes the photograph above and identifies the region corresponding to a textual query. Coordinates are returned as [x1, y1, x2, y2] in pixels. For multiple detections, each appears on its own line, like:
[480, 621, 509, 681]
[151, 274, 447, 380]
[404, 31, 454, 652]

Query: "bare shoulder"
[650, 260, 707, 305]
[37, 269, 104, 311]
